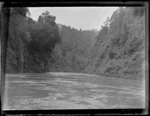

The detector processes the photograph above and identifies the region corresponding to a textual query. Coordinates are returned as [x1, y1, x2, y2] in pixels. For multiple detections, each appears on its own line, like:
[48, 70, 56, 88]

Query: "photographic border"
[1, 1, 149, 115]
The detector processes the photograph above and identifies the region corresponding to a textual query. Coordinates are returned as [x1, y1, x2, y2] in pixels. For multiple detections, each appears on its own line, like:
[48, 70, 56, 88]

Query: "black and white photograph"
[1, 2, 147, 113]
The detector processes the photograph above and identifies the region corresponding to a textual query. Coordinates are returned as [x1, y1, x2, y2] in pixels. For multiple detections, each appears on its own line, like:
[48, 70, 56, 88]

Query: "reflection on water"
[3, 72, 145, 110]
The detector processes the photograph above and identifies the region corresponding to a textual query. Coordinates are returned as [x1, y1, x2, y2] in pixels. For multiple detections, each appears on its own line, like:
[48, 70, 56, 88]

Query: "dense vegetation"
[5, 8, 98, 73]
[84, 7, 145, 80]
[6, 8, 60, 73]
[4, 7, 145, 80]
[50, 24, 98, 72]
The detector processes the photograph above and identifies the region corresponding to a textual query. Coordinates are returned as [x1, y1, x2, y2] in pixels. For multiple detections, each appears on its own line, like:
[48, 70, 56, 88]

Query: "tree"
[25, 11, 60, 72]
[6, 9, 61, 73]
[6, 7, 29, 72]
[38, 11, 56, 26]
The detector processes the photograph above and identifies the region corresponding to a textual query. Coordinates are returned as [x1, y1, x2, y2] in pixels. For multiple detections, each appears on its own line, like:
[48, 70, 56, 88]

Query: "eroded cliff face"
[84, 7, 145, 80]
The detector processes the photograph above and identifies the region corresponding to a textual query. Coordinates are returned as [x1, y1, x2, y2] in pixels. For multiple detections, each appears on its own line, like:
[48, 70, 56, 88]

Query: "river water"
[3, 72, 145, 110]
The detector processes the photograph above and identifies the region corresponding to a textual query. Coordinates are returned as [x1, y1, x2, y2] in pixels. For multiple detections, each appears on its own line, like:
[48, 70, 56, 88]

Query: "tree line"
[4, 7, 98, 73]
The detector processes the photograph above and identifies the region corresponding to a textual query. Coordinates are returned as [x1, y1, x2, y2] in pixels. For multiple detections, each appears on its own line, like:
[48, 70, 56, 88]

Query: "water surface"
[3, 72, 145, 110]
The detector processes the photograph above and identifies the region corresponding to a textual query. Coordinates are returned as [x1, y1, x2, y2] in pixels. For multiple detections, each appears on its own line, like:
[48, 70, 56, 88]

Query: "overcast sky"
[29, 7, 118, 30]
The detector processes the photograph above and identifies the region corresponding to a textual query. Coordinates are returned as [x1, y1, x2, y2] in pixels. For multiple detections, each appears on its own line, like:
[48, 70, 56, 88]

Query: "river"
[3, 72, 145, 110]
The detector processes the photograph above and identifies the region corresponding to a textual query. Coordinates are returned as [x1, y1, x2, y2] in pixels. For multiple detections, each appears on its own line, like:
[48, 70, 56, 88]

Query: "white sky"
[29, 7, 118, 30]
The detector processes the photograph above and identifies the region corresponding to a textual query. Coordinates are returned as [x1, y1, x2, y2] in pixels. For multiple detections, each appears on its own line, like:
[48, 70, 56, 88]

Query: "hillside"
[84, 7, 145, 80]
[49, 24, 98, 72]
[5, 8, 98, 73]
